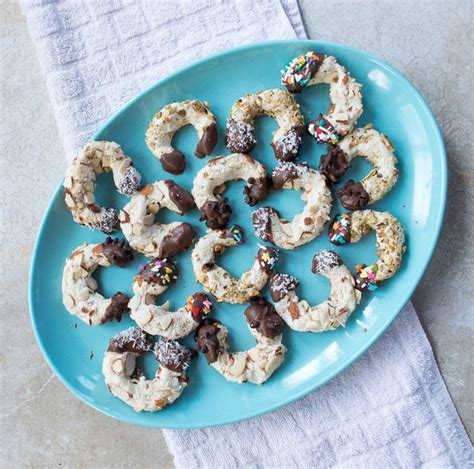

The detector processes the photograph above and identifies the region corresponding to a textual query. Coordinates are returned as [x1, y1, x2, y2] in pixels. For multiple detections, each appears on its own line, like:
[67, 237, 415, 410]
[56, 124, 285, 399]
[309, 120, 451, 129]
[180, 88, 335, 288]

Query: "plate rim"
[29, 39, 447, 429]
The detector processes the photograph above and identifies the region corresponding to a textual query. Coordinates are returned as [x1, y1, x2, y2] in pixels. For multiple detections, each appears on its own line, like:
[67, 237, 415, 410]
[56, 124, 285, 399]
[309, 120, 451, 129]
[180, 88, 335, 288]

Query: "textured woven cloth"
[21, 0, 472, 467]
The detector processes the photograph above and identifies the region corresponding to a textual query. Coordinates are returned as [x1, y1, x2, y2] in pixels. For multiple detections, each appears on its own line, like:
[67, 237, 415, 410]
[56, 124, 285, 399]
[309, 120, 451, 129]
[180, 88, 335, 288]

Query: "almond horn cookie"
[145, 100, 217, 174]
[119, 180, 196, 259]
[281, 51, 363, 142]
[129, 258, 213, 339]
[195, 297, 286, 384]
[270, 250, 361, 332]
[103, 328, 194, 412]
[319, 125, 399, 211]
[328, 210, 406, 291]
[63, 141, 142, 233]
[225, 89, 305, 161]
[252, 161, 332, 249]
[192, 153, 271, 229]
[191, 225, 278, 304]
[62, 237, 134, 325]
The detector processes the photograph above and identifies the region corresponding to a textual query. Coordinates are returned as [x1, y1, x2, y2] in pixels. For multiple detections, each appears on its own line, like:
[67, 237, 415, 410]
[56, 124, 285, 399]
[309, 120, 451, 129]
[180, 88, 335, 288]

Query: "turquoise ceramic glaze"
[29, 40, 446, 428]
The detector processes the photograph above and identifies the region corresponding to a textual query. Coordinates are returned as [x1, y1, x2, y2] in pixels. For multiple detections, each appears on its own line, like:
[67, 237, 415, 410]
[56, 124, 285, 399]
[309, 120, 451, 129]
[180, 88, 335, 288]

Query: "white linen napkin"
[21, 0, 472, 467]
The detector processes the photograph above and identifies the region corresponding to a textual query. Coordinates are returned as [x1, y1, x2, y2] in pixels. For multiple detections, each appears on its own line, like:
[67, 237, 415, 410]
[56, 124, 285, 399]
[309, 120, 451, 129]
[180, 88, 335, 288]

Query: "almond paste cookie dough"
[252, 161, 332, 249]
[62, 237, 134, 325]
[63, 141, 142, 233]
[328, 210, 406, 291]
[191, 225, 278, 304]
[192, 153, 271, 229]
[145, 100, 217, 174]
[119, 180, 195, 258]
[103, 328, 194, 412]
[225, 89, 304, 161]
[195, 297, 286, 384]
[270, 250, 360, 332]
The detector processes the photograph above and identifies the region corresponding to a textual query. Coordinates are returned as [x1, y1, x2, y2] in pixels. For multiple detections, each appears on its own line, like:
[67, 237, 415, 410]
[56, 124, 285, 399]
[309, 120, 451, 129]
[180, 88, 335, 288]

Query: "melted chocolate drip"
[158, 223, 195, 258]
[244, 297, 284, 339]
[195, 122, 217, 158]
[103, 292, 130, 323]
[336, 180, 369, 210]
[199, 198, 232, 229]
[319, 145, 350, 184]
[195, 319, 225, 364]
[161, 150, 185, 175]
[243, 176, 271, 206]
[102, 237, 133, 267]
[164, 180, 195, 212]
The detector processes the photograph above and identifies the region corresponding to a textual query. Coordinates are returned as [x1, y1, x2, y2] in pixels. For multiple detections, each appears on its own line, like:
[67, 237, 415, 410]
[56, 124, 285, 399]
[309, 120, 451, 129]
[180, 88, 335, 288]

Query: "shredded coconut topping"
[312, 250, 342, 274]
[252, 207, 273, 241]
[272, 273, 299, 295]
[154, 338, 193, 371]
[110, 327, 152, 352]
[98, 208, 119, 234]
[225, 119, 256, 150]
[118, 166, 141, 195]
[275, 129, 303, 156]
[272, 160, 309, 178]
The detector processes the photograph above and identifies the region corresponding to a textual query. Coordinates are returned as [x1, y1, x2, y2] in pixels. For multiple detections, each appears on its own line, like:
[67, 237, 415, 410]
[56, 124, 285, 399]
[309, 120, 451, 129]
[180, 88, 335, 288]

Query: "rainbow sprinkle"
[228, 225, 245, 244]
[256, 245, 279, 272]
[185, 292, 213, 321]
[354, 264, 379, 292]
[329, 213, 351, 245]
[281, 51, 324, 93]
[308, 115, 340, 145]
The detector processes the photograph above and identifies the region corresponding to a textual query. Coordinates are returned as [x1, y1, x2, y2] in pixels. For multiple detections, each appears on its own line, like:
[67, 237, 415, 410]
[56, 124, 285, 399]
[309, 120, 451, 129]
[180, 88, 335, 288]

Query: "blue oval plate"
[29, 40, 446, 428]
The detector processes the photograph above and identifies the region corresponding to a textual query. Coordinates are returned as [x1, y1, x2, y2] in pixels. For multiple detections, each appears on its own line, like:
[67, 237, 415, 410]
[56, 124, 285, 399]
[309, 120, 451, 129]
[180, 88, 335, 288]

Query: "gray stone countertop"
[1, 0, 472, 466]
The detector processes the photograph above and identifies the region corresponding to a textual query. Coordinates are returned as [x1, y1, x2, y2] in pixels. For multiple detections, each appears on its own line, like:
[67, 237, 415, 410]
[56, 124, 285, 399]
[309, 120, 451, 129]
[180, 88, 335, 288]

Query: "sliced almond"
[288, 302, 299, 320]
[111, 358, 124, 374]
[140, 184, 154, 196]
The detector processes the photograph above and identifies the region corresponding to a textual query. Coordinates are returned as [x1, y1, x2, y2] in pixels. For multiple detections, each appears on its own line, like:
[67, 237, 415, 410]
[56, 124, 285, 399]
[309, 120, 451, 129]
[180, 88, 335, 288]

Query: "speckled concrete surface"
[1, 0, 472, 466]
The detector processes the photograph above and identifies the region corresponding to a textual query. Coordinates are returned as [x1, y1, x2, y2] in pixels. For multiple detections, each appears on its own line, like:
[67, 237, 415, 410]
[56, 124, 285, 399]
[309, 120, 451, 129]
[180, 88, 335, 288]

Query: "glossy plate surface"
[29, 40, 446, 428]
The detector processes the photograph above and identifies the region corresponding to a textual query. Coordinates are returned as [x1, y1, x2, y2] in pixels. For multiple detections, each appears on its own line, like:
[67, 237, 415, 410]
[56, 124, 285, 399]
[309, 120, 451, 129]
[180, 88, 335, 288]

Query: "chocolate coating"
[103, 292, 130, 323]
[252, 207, 278, 243]
[108, 327, 153, 354]
[319, 145, 350, 184]
[271, 126, 304, 161]
[161, 150, 185, 175]
[98, 207, 119, 234]
[195, 122, 217, 158]
[336, 180, 370, 210]
[225, 119, 256, 153]
[243, 176, 271, 206]
[199, 198, 232, 229]
[272, 162, 309, 190]
[311, 250, 343, 274]
[165, 180, 195, 212]
[158, 223, 195, 258]
[102, 237, 133, 267]
[154, 339, 194, 373]
[195, 319, 225, 364]
[270, 273, 299, 302]
[139, 258, 178, 285]
[244, 297, 284, 339]
[328, 213, 352, 246]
